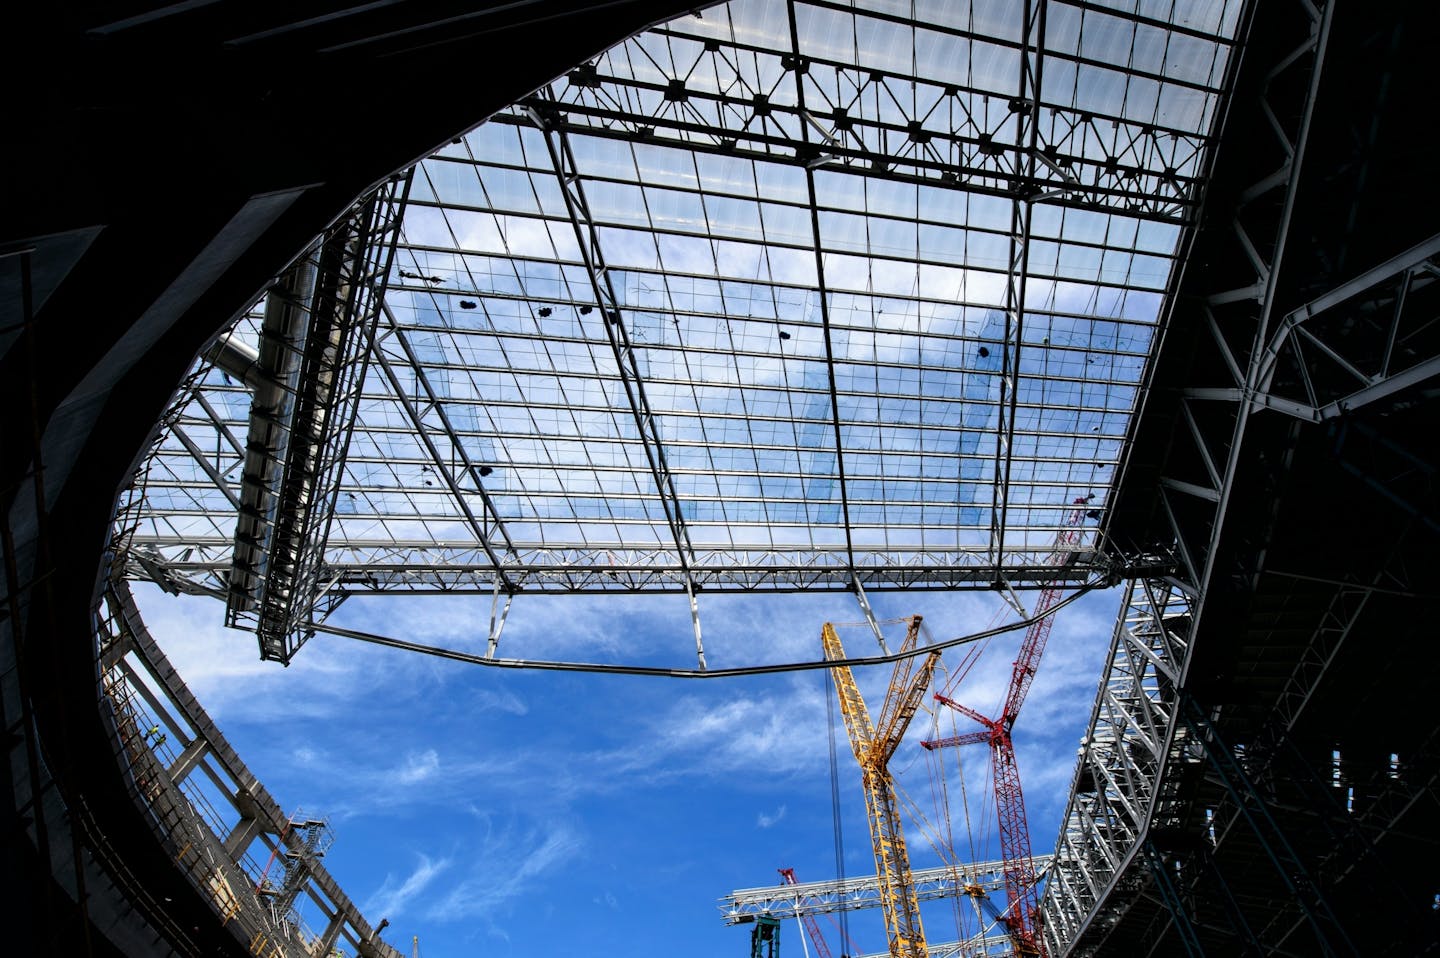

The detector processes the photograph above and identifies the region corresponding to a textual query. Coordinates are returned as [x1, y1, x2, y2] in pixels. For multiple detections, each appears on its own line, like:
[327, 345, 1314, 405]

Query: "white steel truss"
[720, 857, 1047, 922]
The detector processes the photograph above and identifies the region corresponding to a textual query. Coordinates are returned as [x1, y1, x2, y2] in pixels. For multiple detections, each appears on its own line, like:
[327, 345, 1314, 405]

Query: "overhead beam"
[529, 4, 1228, 223]
[225, 175, 410, 663]
[526, 90, 701, 620]
[721, 857, 1049, 922]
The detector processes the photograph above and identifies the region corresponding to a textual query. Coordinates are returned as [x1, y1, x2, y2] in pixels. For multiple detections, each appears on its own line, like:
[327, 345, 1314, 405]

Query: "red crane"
[778, 868, 833, 958]
[922, 496, 1093, 957]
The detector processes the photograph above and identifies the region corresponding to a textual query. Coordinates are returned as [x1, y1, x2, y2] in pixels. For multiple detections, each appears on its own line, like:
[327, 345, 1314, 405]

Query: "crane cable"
[940, 595, 1013, 698]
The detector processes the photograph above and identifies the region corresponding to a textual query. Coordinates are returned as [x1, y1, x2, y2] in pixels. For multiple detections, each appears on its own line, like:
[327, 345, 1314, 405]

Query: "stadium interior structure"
[3, 0, 1438, 955]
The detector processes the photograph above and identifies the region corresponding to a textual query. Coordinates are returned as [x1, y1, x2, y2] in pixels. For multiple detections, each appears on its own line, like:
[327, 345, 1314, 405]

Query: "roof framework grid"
[118, 0, 1251, 665]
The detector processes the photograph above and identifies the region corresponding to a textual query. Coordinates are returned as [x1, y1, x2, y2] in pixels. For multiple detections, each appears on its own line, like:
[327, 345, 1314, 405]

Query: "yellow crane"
[821, 617, 940, 958]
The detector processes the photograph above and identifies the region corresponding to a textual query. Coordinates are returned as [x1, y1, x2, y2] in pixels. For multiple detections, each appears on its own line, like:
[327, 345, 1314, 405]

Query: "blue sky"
[135, 581, 1119, 957]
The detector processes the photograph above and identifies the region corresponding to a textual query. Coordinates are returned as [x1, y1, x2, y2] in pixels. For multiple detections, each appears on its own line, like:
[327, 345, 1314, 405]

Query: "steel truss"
[1239, 231, 1440, 423]
[97, 579, 399, 958]
[1039, 0, 1440, 951]
[1039, 578, 1190, 952]
[721, 857, 1049, 921]
[851, 937, 1034, 958]
[532, 1, 1224, 224]
[1042, 590, 1364, 956]
[116, 0, 1246, 668]
[123, 544, 1095, 597]
[224, 177, 410, 662]
[722, 858, 1055, 958]
[1041, 0, 1336, 947]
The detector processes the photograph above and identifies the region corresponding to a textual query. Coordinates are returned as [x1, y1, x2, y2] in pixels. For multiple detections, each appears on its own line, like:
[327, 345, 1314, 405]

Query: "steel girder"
[1040, 0, 1337, 949]
[221, 177, 410, 662]
[1036, 0, 1437, 952]
[720, 858, 1045, 923]
[97, 580, 399, 958]
[121, 535, 1096, 598]
[114, 0, 1245, 671]
[851, 935, 1034, 958]
[986, 0, 1043, 580]
[1207, 231, 1440, 424]
[365, 302, 520, 589]
[1038, 578, 1190, 953]
[526, 1, 1223, 225]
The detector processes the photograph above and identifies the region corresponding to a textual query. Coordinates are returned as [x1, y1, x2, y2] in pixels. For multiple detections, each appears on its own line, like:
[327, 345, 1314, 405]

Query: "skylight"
[118, 0, 1247, 663]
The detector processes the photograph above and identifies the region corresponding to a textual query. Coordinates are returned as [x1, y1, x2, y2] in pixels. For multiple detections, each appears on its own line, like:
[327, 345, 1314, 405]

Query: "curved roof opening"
[107, 0, 1250, 952]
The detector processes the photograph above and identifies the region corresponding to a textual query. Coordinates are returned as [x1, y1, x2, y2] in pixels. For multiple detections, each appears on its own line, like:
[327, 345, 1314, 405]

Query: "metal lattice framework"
[723, 857, 1055, 958]
[1039, 1, 1339, 947]
[720, 857, 1047, 923]
[97, 579, 400, 958]
[1038, 0, 1440, 951]
[116, 0, 1248, 667]
[1038, 577, 1191, 951]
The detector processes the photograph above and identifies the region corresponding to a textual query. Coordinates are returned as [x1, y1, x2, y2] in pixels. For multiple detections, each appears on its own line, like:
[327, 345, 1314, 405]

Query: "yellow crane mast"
[821, 617, 940, 958]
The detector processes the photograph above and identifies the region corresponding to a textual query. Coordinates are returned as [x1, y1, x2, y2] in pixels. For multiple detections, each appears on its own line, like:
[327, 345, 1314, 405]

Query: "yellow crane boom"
[821, 617, 940, 958]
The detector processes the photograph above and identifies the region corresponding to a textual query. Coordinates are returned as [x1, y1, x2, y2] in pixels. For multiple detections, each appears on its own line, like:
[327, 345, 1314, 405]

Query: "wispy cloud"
[427, 822, 582, 922]
[393, 749, 441, 786]
[365, 854, 450, 919]
[757, 804, 787, 828]
[472, 688, 528, 716]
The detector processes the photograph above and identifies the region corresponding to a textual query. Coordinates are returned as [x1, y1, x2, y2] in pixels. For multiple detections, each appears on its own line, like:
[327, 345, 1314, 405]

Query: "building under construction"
[3, 0, 1437, 955]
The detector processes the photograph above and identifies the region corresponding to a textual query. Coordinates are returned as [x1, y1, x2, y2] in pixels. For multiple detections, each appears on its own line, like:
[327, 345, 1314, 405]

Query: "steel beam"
[530, 5, 1227, 223]
[720, 858, 1044, 923]
[122, 541, 1098, 595]
[526, 89, 702, 641]
[785, 0, 859, 586]
[1248, 230, 1440, 422]
[98, 580, 400, 958]
[225, 176, 410, 663]
[366, 305, 517, 589]
[990, 0, 1046, 575]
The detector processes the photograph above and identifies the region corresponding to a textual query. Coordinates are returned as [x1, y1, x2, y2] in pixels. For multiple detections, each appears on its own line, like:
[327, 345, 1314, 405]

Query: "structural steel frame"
[97, 579, 399, 958]
[1038, 0, 1440, 950]
[116, 1, 1248, 669]
[720, 857, 1048, 923]
[223, 176, 410, 662]
[1040, 0, 1336, 947]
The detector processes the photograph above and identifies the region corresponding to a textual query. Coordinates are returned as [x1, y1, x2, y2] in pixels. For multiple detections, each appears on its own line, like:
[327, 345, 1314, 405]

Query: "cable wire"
[309, 580, 1101, 679]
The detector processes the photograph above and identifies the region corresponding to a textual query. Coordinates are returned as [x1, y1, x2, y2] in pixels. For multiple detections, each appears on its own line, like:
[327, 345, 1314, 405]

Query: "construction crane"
[921, 497, 1092, 957]
[822, 616, 941, 958]
[779, 868, 835, 958]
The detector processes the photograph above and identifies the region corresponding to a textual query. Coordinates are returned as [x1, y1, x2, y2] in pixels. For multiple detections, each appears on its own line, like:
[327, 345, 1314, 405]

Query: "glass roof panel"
[124, 0, 1250, 612]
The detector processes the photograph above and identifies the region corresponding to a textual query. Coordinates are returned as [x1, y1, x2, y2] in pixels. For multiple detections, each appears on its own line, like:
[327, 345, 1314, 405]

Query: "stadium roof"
[120, 0, 1249, 664]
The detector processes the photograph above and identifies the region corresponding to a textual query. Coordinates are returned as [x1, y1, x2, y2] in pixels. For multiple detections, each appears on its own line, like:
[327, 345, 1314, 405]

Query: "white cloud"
[393, 749, 441, 786]
[472, 688, 528, 716]
[756, 804, 787, 828]
[365, 854, 450, 919]
[427, 822, 582, 922]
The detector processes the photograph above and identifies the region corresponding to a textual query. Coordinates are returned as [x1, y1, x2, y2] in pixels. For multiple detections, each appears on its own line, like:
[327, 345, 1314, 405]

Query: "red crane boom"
[778, 868, 834, 958]
[922, 496, 1092, 957]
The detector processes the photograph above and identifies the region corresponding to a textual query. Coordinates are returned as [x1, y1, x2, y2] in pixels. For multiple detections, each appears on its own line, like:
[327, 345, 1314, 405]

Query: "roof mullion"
[786, 0, 858, 582]
[991, 0, 1049, 571]
[523, 87, 700, 584]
